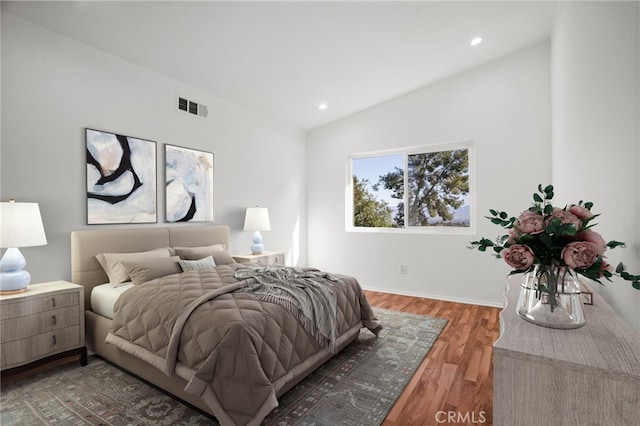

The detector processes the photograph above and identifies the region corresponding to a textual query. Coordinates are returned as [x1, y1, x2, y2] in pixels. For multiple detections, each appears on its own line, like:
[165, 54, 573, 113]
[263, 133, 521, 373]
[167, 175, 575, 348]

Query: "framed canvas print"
[86, 128, 157, 224]
[165, 144, 214, 222]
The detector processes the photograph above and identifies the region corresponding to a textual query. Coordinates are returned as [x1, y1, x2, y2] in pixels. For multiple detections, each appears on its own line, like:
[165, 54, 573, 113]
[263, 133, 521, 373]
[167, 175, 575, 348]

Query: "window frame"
[346, 140, 476, 235]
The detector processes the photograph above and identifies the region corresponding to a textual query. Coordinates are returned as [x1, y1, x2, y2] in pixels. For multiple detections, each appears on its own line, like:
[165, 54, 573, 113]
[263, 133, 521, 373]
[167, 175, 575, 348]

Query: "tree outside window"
[350, 143, 472, 231]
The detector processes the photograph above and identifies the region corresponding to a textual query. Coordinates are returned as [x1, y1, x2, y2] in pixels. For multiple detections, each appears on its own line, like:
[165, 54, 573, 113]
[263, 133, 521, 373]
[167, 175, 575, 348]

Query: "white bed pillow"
[178, 255, 216, 272]
[95, 247, 172, 286]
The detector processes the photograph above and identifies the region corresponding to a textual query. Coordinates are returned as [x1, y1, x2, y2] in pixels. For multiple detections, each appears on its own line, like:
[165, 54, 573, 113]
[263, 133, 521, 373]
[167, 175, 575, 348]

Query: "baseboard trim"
[362, 286, 504, 308]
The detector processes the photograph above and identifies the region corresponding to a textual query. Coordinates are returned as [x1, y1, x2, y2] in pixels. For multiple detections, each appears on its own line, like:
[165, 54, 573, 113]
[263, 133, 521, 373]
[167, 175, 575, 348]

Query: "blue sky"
[352, 154, 403, 206]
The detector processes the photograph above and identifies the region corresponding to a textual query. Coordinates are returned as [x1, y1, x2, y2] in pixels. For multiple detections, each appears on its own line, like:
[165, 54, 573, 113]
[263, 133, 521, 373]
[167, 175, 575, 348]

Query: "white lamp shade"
[0, 202, 47, 248]
[243, 207, 271, 231]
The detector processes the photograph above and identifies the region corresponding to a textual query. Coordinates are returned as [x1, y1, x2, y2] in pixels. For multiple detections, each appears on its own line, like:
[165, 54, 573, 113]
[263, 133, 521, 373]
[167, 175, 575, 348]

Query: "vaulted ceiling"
[2, 1, 558, 130]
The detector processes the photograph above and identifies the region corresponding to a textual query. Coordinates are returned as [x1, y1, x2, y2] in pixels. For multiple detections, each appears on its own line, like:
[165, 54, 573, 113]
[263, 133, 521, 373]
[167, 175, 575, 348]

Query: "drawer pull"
[51, 297, 56, 308]
[52, 335, 57, 346]
[51, 315, 57, 325]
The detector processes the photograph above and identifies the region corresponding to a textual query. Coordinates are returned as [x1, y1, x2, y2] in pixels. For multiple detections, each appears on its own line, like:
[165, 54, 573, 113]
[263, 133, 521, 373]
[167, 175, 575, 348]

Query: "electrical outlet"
[400, 264, 409, 274]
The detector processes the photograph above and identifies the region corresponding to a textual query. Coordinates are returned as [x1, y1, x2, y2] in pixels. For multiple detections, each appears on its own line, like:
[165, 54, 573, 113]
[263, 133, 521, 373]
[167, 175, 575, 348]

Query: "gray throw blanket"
[234, 266, 340, 353]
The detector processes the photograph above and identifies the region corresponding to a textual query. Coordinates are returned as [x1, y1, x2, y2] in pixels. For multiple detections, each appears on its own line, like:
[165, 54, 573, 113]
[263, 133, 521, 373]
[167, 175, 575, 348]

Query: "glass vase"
[516, 264, 586, 329]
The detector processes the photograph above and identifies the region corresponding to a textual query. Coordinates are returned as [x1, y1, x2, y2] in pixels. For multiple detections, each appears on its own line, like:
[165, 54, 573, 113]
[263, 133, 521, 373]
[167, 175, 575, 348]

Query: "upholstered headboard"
[71, 225, 231, 309]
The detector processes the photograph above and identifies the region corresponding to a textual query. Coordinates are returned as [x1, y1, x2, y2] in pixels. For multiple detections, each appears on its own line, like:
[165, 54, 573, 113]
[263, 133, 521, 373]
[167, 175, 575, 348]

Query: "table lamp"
[243, 207, 270, 254]
[0, 200, 48, 294]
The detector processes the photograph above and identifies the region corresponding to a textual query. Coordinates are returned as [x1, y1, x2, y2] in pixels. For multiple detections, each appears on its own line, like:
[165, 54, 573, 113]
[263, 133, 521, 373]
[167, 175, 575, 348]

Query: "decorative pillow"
[122, 256, 182, 286]
[178, 256, 216, 272]
[95, 248, 172, 286]
[173, 244, 236, 265]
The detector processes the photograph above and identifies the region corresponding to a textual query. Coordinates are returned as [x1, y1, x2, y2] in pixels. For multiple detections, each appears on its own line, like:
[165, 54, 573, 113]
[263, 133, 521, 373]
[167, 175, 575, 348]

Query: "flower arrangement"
[469, 184, 639, 290]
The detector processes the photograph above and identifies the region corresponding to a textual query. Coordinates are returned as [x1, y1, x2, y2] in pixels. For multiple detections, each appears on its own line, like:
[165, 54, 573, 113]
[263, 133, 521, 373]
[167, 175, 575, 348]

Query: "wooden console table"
[493, 275, 640, 425]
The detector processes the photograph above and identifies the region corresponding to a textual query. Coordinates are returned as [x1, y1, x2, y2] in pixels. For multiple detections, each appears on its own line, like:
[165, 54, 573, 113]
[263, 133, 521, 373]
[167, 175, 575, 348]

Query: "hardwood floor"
[364, 290, 501, 426]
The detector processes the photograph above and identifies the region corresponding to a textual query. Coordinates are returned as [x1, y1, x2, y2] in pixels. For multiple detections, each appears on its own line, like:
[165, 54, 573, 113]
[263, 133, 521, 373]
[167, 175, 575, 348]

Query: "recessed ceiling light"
[470, 37, 483, 46]
[318, 103, 328, 110]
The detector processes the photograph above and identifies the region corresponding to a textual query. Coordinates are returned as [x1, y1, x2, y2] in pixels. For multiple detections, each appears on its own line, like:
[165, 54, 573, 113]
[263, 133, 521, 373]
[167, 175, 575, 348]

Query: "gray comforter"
[105, 264, 381, 426]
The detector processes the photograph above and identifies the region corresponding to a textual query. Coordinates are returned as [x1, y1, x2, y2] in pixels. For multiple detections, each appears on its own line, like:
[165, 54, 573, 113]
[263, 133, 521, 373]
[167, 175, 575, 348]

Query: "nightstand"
[233, 251, 285, 266]
[1, 280, 87, 378]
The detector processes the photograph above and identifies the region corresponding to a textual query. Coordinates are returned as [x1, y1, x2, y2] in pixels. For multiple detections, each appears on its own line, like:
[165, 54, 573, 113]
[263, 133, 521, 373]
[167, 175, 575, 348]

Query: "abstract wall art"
[86, 128, 157, 224]
[165, 144, 214, 222]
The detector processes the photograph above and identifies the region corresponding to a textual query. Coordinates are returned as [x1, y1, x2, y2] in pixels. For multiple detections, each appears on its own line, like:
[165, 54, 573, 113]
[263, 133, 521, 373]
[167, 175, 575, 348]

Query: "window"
[347, 141, 474, 233]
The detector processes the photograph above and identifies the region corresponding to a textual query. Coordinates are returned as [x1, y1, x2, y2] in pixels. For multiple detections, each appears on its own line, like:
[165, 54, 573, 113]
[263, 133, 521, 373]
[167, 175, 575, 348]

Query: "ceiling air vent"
[177, 96, 208, 118]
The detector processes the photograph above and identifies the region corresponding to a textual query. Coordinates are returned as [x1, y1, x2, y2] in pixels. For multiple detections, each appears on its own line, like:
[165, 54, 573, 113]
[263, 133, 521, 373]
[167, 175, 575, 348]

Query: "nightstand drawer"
[0, 281, 86, 374]
[1, 292, 79, 320]
[233, 251, 285, 266]
[252, 255, 284, 265]
[1, 325, 81, 369]
[1, 306, 80, 343]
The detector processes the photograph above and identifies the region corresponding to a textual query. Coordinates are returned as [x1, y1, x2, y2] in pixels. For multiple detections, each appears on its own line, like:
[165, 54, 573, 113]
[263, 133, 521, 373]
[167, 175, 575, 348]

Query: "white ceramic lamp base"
[0, 247, 31, 294]
[251, 231, 265, 254]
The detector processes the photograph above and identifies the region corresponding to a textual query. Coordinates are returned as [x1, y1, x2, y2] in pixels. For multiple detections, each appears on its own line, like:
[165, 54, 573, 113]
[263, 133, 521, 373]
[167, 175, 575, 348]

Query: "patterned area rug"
[1, 307, 447, 426]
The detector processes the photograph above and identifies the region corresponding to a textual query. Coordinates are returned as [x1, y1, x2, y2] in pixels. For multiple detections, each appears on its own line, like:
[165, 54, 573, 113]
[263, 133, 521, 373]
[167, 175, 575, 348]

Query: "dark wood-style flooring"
[364, 290, 501, 426]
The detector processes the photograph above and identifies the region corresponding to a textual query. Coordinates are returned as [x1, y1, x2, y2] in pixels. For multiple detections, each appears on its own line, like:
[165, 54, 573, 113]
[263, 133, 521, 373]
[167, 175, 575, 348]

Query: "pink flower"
[578, 229, 607, 255]
[586, 259, 613, 280]
[547, 208, 582, 231]
[599, 259, 614, 274]
[501, 244, 535, 270]
[507, 228, 519, 244]
[569, 204, 594, 220]
[561, 241, 598, 269]
[516, 211, 545, 235]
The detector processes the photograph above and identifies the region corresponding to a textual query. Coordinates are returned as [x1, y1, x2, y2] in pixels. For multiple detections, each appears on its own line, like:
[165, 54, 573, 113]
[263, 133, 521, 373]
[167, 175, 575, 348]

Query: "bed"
[71, 225, 381, 426]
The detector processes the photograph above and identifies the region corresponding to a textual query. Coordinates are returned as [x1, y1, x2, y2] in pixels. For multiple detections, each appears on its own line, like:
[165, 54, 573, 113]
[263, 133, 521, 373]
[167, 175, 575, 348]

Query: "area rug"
[1, 307, 447, 426]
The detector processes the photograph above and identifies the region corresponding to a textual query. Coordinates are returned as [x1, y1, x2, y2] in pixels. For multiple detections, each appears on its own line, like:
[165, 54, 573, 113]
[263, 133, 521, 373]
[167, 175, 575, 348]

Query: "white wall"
[307, 42, 552, 306]
[552, 1, 640, 331]
[0, 13, 307, 284]
[5, 4, 636, 329]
